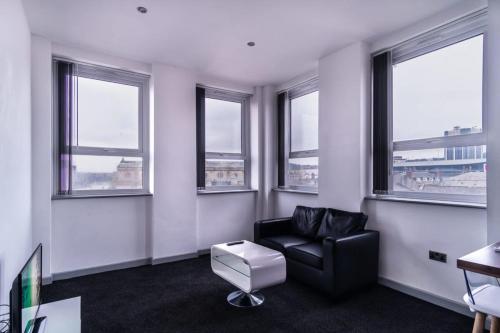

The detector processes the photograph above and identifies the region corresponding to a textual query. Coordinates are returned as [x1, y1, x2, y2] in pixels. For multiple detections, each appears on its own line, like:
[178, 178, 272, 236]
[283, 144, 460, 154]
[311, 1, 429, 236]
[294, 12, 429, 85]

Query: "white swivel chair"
[464, 284, 500, 333]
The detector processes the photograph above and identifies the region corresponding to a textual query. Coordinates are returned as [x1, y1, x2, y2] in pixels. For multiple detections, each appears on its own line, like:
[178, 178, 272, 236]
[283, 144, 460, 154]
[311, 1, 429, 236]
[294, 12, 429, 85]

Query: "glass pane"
[212, 250, 250, 277]
[288, 157, 318, 187]
[77, 77, 139, 149]
[392, 35, 483, 141]
[72, 155, 143, 190]
[205, 98, 241, 153]
[205, 159, 244, 187]
[393, 146, 486, 196]
[291, 91, 319, 152]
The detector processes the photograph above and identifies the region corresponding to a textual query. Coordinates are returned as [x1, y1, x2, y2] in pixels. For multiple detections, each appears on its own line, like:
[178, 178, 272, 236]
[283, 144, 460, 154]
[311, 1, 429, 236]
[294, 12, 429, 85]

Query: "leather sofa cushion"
[287, 243, 323, 269]
[291, 206, 326, 238]
[316, 209, 368, 239]
[259, 235, 311, 253]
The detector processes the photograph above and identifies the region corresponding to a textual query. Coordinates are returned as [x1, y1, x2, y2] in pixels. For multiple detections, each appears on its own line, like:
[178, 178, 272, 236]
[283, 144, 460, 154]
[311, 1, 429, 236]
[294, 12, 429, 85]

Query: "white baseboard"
[52, 258, 151, 281]
[151, 253, 198, 265]
[42, 276, 53, 285]
[378, 277, 473, 318]
[380, 277, 497, 329]
[50, 250, 209, 282]
[197, 249, 210, 256]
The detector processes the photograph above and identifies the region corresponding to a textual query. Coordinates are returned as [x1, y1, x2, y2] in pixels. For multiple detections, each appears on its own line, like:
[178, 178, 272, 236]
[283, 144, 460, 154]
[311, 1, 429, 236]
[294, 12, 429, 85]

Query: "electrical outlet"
[429, 250, 447, 263]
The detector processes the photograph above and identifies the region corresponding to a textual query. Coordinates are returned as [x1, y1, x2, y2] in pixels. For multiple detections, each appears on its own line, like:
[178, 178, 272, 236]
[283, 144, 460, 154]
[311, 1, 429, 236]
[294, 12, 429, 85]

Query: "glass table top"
[212, 253, 251, 277]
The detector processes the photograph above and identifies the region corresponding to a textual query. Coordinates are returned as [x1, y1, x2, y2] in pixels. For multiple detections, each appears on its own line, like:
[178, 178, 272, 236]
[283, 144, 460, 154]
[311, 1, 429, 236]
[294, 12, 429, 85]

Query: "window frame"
[52, 58, 151, 197]
[202, 86, 251, 191]
[284, 78, 319, 192]
[373, 9, 487, 204]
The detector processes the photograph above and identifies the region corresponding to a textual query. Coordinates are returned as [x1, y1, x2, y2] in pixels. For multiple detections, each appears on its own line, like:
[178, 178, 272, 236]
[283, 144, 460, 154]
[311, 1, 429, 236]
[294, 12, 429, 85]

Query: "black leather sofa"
[254, 206, 379, 297]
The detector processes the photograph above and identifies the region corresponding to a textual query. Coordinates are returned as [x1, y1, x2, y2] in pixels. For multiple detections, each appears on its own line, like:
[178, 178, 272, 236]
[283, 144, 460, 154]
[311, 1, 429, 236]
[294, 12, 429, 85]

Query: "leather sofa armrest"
[323, 230, 379, 296]
[254, 217, 292, 243]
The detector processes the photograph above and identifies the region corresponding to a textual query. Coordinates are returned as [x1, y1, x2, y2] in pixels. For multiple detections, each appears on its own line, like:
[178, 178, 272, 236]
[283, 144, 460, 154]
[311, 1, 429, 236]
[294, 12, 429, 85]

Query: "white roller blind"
[392, 8, 487, 64]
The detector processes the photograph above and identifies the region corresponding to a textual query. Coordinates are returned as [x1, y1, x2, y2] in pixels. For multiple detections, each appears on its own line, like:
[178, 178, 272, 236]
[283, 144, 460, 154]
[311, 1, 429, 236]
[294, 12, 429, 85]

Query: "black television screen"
[10, 244, 42, 333]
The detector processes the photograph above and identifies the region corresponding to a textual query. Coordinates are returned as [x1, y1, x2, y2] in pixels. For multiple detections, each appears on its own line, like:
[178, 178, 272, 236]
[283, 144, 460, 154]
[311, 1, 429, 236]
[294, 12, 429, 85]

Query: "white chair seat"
[464, 284, 500, 318]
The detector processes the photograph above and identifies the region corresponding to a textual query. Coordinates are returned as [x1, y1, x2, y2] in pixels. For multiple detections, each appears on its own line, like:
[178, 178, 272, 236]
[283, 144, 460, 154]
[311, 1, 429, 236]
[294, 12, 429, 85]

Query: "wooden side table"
[457, 242, 500, 333]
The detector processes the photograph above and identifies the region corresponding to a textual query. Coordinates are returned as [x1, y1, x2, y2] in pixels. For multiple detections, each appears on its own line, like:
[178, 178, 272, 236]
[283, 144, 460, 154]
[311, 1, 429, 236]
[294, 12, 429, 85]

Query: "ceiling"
[22, 0, 465, 86]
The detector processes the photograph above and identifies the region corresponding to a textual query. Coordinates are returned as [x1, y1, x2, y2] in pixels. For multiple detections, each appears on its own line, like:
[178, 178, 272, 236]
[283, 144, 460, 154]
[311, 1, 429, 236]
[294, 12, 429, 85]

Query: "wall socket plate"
[429, 250, 447, 263]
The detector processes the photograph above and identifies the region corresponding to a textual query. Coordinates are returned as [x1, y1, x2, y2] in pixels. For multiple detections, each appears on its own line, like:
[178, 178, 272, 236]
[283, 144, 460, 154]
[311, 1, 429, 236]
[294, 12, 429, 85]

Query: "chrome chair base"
[227, 290, 265, 307]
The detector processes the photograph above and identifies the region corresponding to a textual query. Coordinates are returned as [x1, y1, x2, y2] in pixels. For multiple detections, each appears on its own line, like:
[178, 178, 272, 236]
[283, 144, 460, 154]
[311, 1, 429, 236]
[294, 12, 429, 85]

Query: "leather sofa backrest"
[315, 208, 368, 240]
[291, 206, 326, 238]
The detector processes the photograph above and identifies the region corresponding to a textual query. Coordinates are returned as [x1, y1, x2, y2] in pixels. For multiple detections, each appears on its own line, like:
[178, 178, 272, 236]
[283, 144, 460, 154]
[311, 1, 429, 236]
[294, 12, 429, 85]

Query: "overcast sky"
[291, 91, 319, 152]
[393, 35, 483, 143]
[205, 98, 241, 153]
[75, 77, 139, 173]
[78, 77, 138, 149]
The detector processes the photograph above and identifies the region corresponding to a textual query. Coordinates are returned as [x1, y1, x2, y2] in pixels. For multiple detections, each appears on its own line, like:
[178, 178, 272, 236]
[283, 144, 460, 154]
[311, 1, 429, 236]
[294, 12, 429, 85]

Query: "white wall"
[51, 197, 150, 273]
[151, 63, 198, 260]
[0, 0, 32, 302]
[317, 42, 369, 211]
[197, 193, 257, 250]
[31, 35, 53, 280]
[274, 193, 318, 217]
[366, 201, 487, 302]
[248, 84, 278, 223]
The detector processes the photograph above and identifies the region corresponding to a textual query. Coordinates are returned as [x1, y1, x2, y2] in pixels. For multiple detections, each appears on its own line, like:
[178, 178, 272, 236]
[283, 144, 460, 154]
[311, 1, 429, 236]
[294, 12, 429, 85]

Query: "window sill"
[52, 193, 153, 200]
[365, 195, 486, 209]
[197, 189, 258, 195]
[272, 188, 318, 195]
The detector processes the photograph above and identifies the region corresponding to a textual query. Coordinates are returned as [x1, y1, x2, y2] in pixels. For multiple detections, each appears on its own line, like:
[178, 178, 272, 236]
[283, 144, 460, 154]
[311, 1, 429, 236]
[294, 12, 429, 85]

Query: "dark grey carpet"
[43, 256, 473, 333]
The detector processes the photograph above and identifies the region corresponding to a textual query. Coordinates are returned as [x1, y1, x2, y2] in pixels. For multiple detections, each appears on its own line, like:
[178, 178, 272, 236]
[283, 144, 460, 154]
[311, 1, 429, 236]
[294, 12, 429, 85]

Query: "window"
[277, 79, 319, 191]
[53, 59, 150, 196]
[196, 86, 251, 191]
[372, 10, 486, 204]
